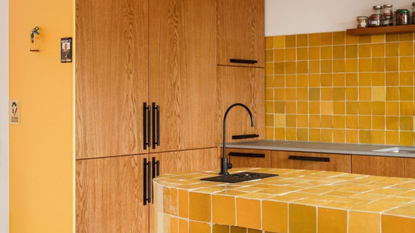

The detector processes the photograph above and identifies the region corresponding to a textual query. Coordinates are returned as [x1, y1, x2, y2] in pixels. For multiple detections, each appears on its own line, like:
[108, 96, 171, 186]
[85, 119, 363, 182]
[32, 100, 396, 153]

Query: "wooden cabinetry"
[76, 155, 149, 233]
[217, 66, 265, 143]
[352, 155, 415, 178]
[217, 0, 265, 67]
[271, 151, 352, 173]
[76, 0, 149, 159]
[222, 148, 271, 168]
[149, 0, 217, 153]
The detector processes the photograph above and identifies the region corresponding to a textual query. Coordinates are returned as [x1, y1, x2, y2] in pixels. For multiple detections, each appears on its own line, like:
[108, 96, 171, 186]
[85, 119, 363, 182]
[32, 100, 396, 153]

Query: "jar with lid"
[383, 16, 393, 26]
[383, 4, 393, 17]
[370, 14, 383, 27]
[412, 3, 415, 24]
[357, 16, 369, 28]
[396, 9, 410, 25]
[373, 5, 383, 14]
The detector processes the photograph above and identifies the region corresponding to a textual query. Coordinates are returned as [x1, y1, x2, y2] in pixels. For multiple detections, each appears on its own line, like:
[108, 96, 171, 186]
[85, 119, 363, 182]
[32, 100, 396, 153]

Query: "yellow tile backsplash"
[265, 31, 415, 146]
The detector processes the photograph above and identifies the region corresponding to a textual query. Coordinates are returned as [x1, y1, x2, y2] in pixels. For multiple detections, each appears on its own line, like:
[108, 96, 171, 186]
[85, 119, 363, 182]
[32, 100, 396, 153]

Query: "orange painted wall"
[9, 0, 74, 232]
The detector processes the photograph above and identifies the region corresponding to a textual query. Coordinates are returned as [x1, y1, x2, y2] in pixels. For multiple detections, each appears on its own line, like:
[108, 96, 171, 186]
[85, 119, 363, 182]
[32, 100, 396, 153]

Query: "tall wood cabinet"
[76, 0, 265, 231]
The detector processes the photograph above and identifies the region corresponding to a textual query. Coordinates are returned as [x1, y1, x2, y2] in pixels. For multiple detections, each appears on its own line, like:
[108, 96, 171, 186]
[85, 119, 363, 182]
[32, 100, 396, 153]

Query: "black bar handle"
[288, 155, 330, 162]
[143, 103, 148, 150]
[143, 158, 152, 205]
[156, 106, 160, 147]
[228, 152, 265, 158]
[232, 134, 259, 140]
[152, 103, 160, 149]
[147, 159, 151, 204]
[151, 157, 160, 179]
[147, 106, 151, 148]
[230, 59, 258, 64]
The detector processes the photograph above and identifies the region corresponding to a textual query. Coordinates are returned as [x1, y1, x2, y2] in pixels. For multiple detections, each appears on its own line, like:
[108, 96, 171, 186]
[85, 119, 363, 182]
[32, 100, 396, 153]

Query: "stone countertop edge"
[219, 140, 415, 158]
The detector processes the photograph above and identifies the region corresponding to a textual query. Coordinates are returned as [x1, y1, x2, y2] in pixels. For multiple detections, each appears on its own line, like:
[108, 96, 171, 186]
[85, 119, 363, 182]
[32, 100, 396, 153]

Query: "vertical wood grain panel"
[76, 155, 148, 233]
[217, 66, 265, 143]
[76, 0, 149, 159]
[149, 0, 217, 153]
[217, 0, 265, 67]
[352, 155, 415, 178]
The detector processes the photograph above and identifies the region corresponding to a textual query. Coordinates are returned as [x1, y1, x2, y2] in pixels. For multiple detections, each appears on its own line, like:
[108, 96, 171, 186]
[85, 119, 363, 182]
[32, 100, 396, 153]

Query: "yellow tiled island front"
[154, 168, 415, 233]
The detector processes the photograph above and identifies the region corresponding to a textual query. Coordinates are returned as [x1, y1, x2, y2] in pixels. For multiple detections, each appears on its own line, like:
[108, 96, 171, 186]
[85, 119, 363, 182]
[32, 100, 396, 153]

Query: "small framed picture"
[61, 37, 72, 63]
[9, 100, 20, 124]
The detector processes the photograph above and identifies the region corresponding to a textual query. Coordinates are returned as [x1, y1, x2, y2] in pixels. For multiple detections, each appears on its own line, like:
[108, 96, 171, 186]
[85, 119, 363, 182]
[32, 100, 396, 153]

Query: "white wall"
[0, 0, 9, 231]
[266, 0, 413, 36]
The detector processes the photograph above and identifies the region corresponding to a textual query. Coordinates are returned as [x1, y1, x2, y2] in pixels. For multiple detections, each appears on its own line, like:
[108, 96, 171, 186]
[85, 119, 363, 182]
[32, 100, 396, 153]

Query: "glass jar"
[383, 16, 393, 26]
[357, 16, 369, 28]
[373, 5, 383, 14]
[370, 14, 383, 27]
[396, 9, 410, 25]
[383, 4, 393, 17]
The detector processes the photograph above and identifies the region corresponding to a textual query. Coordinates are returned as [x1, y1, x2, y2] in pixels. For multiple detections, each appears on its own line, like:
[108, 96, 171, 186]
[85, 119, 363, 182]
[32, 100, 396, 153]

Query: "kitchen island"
[154, 168, 415, 233]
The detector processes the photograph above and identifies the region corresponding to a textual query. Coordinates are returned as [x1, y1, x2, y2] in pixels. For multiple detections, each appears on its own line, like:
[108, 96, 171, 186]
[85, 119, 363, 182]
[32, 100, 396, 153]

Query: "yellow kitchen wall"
[9, 0, 74, 231]
[265, 32, 415, 146]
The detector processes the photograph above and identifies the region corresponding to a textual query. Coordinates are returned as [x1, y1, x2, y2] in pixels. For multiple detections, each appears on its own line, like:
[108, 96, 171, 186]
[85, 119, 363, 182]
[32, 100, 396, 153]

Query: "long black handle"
[228, 152, 265, 158]
[152, 103, 160, 149]
[288, 155, 330, 162]
[143, 158, 152, 205]
[143, 103, 147, 150]
[230, 59, 258, 64]
[143, 103, 151, 150]
[232, 134, 259, 140]
[151, 157, 160, 204]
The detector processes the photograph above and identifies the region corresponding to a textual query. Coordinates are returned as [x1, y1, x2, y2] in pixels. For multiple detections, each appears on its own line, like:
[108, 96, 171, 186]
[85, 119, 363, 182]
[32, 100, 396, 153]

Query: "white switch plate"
[9, 100, 20, 124]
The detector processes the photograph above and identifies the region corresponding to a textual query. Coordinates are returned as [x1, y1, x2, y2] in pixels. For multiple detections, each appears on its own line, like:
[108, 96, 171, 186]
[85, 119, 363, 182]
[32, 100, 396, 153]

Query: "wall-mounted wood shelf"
[346, 25, 415, 36]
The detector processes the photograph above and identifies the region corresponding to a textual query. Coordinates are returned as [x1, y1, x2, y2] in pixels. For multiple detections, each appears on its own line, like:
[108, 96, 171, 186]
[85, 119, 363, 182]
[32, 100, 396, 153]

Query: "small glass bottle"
[383, 16, 393, 26]
[357, 16, 369, 28]
[373, 5, 383, 14]
[383, 4, 393, 17]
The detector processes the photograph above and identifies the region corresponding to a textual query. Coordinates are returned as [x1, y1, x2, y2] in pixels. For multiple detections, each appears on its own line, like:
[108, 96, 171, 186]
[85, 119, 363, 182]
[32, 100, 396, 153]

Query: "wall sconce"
[30, 26, 40, 52]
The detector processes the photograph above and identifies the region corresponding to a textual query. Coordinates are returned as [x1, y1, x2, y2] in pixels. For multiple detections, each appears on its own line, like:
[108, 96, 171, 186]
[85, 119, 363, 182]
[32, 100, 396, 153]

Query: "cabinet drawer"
[352, 155, 415, 178]
[271, 151, 351, 173]
[222, 148, 271, 168]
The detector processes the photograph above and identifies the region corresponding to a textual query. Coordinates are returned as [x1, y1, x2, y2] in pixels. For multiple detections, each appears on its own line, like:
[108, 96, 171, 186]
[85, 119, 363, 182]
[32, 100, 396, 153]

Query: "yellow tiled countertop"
[154, 167, 415, 233]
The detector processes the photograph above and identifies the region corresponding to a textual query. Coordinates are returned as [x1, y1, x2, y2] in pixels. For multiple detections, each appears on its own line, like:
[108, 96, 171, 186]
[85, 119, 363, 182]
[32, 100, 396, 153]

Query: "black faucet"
[220, 103, 254, 175]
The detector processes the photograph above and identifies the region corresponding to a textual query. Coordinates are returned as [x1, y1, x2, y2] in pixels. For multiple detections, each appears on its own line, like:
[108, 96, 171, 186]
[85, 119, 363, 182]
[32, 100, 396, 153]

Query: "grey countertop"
[221, 140, 415, 158]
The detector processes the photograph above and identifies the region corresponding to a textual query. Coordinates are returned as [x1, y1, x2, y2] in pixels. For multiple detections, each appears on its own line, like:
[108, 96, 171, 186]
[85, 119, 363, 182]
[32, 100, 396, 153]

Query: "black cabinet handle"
[288, 155, 330, 162]
[151, 157, 160, 204]
[232, 134, 259, 140]
[143, 158, 152, 205]
[230, 59, 258, 64]
[152, 103, 160, 149]
[151, 157, 160, 179]
[228, 152, 265, 158]
[143, 103, 151, 150]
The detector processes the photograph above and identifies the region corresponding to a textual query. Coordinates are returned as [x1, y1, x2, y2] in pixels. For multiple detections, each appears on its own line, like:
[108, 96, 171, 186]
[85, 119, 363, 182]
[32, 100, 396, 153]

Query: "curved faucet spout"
[220, 103, 255, 175]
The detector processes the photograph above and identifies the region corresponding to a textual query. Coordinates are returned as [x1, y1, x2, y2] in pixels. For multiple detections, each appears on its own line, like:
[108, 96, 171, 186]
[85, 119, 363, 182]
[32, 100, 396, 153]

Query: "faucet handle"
[227, 163, 233, 169]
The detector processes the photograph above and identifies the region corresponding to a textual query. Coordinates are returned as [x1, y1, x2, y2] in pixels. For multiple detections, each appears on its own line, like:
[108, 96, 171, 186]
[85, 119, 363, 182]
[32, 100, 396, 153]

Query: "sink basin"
[200, 172, 278, 183]
[372, 147, 415, 153]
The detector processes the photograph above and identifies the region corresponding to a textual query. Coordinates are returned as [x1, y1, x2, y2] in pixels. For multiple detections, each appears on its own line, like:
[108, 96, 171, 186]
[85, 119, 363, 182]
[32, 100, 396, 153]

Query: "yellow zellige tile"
[349, 211, 380, 233]
[236, 198, 261, 229]
[262, 201, 288, 233]
[318, 208, 347, 233]
[212, 195, 235, 225]
[189, 192, 211, 222]
[289, 204, 316, 233]
[382, 215, 415, 233]
[189, 221, 211, 233]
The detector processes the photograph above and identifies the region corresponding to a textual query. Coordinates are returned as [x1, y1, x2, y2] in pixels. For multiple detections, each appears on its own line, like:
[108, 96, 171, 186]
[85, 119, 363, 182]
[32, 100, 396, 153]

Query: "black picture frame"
[61, 37, 72, 63]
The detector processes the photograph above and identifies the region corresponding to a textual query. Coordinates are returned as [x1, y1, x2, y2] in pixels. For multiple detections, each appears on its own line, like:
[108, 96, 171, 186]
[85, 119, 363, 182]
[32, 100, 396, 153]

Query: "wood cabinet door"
[352, 155, 415, 178]
[271, 151, 352, 173]
[149, 0, 217, 153]
[149, 148, 219, 233]
[217, 66, 265, 144]
[221, 148, 271, 168]
[76, 0, 149, 159]
[217, 0, 265, 67]
[76, 155, 149, 233]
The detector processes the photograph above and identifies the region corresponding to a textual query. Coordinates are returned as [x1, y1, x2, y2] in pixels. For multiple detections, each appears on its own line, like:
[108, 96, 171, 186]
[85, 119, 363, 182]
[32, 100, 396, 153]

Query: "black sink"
[200, 172, 279, 183]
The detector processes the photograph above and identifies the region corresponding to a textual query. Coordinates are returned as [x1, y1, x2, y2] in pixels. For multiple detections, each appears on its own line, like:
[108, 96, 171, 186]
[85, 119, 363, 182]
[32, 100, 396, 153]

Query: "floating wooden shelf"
[346, 25, 415, 36]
